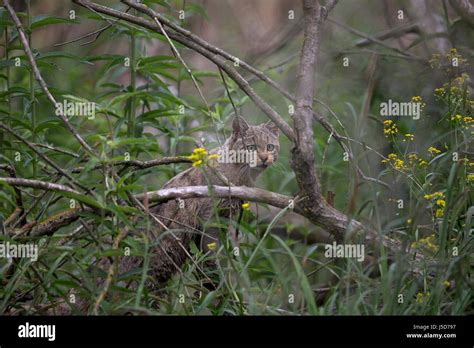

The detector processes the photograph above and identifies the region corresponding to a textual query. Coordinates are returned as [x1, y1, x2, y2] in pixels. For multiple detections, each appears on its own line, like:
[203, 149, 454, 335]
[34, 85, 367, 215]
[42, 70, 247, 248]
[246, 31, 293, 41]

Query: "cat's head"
[228, 117, 280, 169]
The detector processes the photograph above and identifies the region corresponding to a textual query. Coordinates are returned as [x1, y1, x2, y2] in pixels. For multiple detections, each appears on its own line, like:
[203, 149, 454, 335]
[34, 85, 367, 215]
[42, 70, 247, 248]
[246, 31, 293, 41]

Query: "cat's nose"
[260, 154, 269, 164]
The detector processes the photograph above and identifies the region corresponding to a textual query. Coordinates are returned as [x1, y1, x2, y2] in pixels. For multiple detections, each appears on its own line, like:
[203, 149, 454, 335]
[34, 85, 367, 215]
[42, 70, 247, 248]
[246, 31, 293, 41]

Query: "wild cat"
[50, 117, 280, 314]
[139, 117, 280, 284]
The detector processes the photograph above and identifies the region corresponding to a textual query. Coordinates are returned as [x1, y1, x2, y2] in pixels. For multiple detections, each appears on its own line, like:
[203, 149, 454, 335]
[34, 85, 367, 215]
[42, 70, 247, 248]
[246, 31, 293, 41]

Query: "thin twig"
[92, 226, 129, 314]
[328, 17, 422, 60]
[72, 156, 191, 173]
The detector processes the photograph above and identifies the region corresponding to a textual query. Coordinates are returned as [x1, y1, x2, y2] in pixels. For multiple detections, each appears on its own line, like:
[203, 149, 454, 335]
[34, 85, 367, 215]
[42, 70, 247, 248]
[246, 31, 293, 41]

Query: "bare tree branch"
[324, 0, 339, 15]
[289, 1, 373, 243]
[292, 0, 323, 198]
[0, 177, 81, 195]
[355, 23, 421, 48]
[13, 208, 85, 238]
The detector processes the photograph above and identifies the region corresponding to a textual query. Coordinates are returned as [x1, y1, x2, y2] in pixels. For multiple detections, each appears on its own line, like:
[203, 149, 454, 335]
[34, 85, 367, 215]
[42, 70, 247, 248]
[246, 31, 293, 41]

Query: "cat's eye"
[246, 145, 257, 151]
[267, 144, 275, 151]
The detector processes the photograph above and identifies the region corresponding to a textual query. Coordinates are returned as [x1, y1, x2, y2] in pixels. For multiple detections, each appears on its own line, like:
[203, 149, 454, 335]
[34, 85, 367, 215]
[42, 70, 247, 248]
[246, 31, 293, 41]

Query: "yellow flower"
[404, 133, 414, 141]
[425, 193, 446, 219]
[407, 218, 412, 224]
[382, 153, 407, 170]
[207, 242, 217, 251]
[415, 292, 424, 304]
[443, 280, 450, 288]
[424, 191, 445, 201]
[428, 146, 441, 155]
[463, 116, 473, 124]
[411, 96, 422, 103]
[434, 87, 445, 96]
[418, 159, 428, 167]
[241, 202, 250, 210]
[394, 159, 406, 170]
[192, 160, 203, 167]
[450, 114, 462, 122]
[192, 147, 207, 155]
[188, 147, 218, 167]
[383, 120, 398, 138]
[413, 234, 439, 252]
[467, 173, 474, 183]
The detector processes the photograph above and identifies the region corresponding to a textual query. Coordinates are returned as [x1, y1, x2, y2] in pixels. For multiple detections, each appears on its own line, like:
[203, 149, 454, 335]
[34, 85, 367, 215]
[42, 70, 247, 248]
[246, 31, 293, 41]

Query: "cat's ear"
[232, 116, 249, 135]
[264, 121, 279, 136]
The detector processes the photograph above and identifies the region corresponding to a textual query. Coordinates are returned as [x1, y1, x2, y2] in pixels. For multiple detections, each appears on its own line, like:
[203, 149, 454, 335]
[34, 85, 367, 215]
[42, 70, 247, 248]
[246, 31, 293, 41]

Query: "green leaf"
[34, 119, 62, 133]
[106, 137, 152, 148]
[36, 51, 93, 65]
[31, 15, 79, 30]
[96, 249, 126, 257]
[61, 191, 104, 210]
[142, 0, 171, 8]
